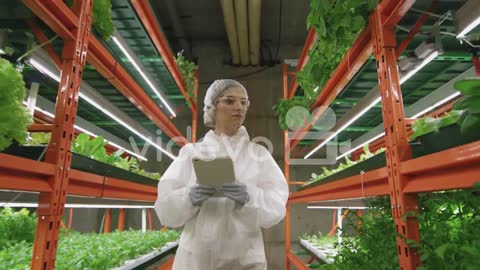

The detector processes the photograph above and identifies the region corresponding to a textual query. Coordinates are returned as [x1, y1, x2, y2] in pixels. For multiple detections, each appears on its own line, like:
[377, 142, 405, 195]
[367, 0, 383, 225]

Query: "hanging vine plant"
[274, 0, 378, 130]
[174, 51, 196, 109]
[0, 57, 32, 151]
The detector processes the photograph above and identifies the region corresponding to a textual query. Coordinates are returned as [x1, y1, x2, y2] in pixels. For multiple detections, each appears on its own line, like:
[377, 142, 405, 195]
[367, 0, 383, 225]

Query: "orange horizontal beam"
[67, 169, 105, 197]
[287, 27, 317, 99]
[22, 0, 186, 146]
[401, 141, 480, 176]
[0, 154, 54, 192]
[103, 177, 157, 202]
[157, 257, 175, 270]
[380, 0, 416, 28]
[130, 0, 197, 113]
[287, 252, 310, 270]
[289, 167, 388, 204]
[28, 124, 53, 132]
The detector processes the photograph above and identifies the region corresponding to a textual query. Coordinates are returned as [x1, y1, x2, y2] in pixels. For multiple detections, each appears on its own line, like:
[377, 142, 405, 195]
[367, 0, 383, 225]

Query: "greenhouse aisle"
[1, 0, 479, 269]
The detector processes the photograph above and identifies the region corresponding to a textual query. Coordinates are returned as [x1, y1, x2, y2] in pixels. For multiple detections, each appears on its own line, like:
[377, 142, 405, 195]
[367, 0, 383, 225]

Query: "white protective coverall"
[154, 126, 288, 270]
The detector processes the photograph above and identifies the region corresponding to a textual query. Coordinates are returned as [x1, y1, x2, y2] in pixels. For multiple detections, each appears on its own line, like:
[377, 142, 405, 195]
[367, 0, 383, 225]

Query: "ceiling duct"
[220, 0, 240, 65]
[220, 0, 262, 66]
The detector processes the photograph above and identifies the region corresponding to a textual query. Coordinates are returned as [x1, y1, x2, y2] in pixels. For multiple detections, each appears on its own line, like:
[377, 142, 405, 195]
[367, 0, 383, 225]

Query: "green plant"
[410, 110, 463, 140]
[452, 79, 480, 136]
[175, 51, 196, 108]
[0, 57, 32, 151]
[133, 168, 161, 181]
[305, 145, 385, 186]
[0, 208, 37, 250]
[320, 184, 480, 270]
[274, 0, 378, 130]
[71, 133, 107, 158]
[0, 228, 181, 269]
[25, 132, 51, 145]
[273, 97, 311, 130]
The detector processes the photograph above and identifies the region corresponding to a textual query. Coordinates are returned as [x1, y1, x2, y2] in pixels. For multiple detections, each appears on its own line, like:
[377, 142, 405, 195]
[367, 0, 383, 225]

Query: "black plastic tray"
[2, 145, 158, 186]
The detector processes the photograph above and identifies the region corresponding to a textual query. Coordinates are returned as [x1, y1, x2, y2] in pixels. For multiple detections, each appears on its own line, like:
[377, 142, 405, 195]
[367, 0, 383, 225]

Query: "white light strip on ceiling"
[23, 101, 148, 161]
[304, 51, 439, 159]
[304, 96, 382, 159]
[399, 51, 439, 84]
[457, 16, 480, 38]
[111, 36, 176, 118]
[336, 132, 385, 161]
[0, 202, 153, 209]
[27, 59, 176, 160]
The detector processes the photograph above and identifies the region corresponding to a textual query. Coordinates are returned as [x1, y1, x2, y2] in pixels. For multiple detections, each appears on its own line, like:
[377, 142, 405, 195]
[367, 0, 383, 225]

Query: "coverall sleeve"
[242, 146, 289, 229]
[154, 144, 199, 228]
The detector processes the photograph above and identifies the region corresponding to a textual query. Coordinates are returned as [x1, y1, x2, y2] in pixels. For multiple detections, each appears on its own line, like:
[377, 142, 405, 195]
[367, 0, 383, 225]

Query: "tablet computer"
[192, 157, 235, 197]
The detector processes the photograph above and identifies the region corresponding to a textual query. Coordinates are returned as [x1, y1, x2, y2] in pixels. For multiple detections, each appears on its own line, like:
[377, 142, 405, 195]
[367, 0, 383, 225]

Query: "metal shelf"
[299, 239, 336, 264]
[283, 1, 480, 269]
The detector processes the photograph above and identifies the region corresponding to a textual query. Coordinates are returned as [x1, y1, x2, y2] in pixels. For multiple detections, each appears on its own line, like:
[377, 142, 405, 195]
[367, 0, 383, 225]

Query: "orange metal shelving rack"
[0, 1, 198, 269]
[283, 1, 480, 270]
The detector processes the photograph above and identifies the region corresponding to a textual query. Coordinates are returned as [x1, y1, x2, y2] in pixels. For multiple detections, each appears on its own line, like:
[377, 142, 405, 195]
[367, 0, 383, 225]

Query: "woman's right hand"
[189, 184, 216, 206]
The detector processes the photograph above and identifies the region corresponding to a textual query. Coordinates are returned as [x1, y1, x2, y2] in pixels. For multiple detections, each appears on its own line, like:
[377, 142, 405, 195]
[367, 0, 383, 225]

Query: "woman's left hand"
[220, 183, 250, 206]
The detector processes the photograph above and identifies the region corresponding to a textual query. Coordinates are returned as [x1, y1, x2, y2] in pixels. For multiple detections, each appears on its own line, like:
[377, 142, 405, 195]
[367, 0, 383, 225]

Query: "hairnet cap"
[203, 79, 248, 128]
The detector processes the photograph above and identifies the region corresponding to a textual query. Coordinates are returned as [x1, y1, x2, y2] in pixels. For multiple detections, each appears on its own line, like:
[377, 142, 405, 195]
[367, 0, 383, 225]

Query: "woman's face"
[214, 87, 249, 129]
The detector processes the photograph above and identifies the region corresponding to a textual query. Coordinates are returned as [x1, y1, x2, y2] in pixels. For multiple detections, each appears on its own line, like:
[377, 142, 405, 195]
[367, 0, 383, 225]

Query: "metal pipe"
[220, 0, 240, 65]
[248, 0, 262, 65]
[235, 0, 250, 65]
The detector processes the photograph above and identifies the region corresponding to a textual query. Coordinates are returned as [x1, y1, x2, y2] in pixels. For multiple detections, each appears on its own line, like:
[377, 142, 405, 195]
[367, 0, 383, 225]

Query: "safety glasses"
[215, 96, 250, 108]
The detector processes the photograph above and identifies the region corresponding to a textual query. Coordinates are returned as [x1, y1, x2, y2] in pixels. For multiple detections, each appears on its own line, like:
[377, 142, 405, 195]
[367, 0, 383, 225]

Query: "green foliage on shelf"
[273, 97, 311, 130]
[0, 219, 180, 270]
[71, 133, 161, 181]
[175, 51, 196, 109]
[65, 0, 114, 40]
[274, 0, 378, 130]
[25, 132, 51, 145]
[410, 110, 463, 140]
[0, 208, 37, 250]
[452, 79, 480, 136]
[0, 57, 32, 151]
[305, 145, 385, 186]
[319, 185, 480, 270]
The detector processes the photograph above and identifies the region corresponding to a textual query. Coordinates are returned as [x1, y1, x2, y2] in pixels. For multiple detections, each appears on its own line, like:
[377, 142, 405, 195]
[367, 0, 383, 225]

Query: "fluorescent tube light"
[304, 96, 381, 159]
[27, 59, 175, 160]
[29, 58, 61, 82]
[411, 91, 461, 118]
[400, 51, 438, 84]
[22, 101, 148, 161]
[111, 36, 176, 118]
[0, 202, 154, 209]
[79, 93, 176, 160]
[457, 16, 480, 38]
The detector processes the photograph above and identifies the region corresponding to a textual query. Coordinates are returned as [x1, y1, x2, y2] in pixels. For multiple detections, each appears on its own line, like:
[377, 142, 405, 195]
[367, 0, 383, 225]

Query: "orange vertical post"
[371, 8, 421, 270]
[117, 208, 126, 231]
[283, 63, 291, 269]
[103, 209, 112, 233]
[29, 1, 93, 269]
[147, 209, 153, 230]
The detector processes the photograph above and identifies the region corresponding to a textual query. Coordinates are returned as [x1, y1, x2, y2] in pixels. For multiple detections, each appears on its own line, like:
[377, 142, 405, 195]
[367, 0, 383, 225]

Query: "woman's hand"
[189, 184, 216, 206]
[220, 183, 250, 206]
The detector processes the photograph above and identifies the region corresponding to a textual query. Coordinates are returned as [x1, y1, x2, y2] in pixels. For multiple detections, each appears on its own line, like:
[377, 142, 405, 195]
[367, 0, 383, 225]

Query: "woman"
[154, 79, 288, 269]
